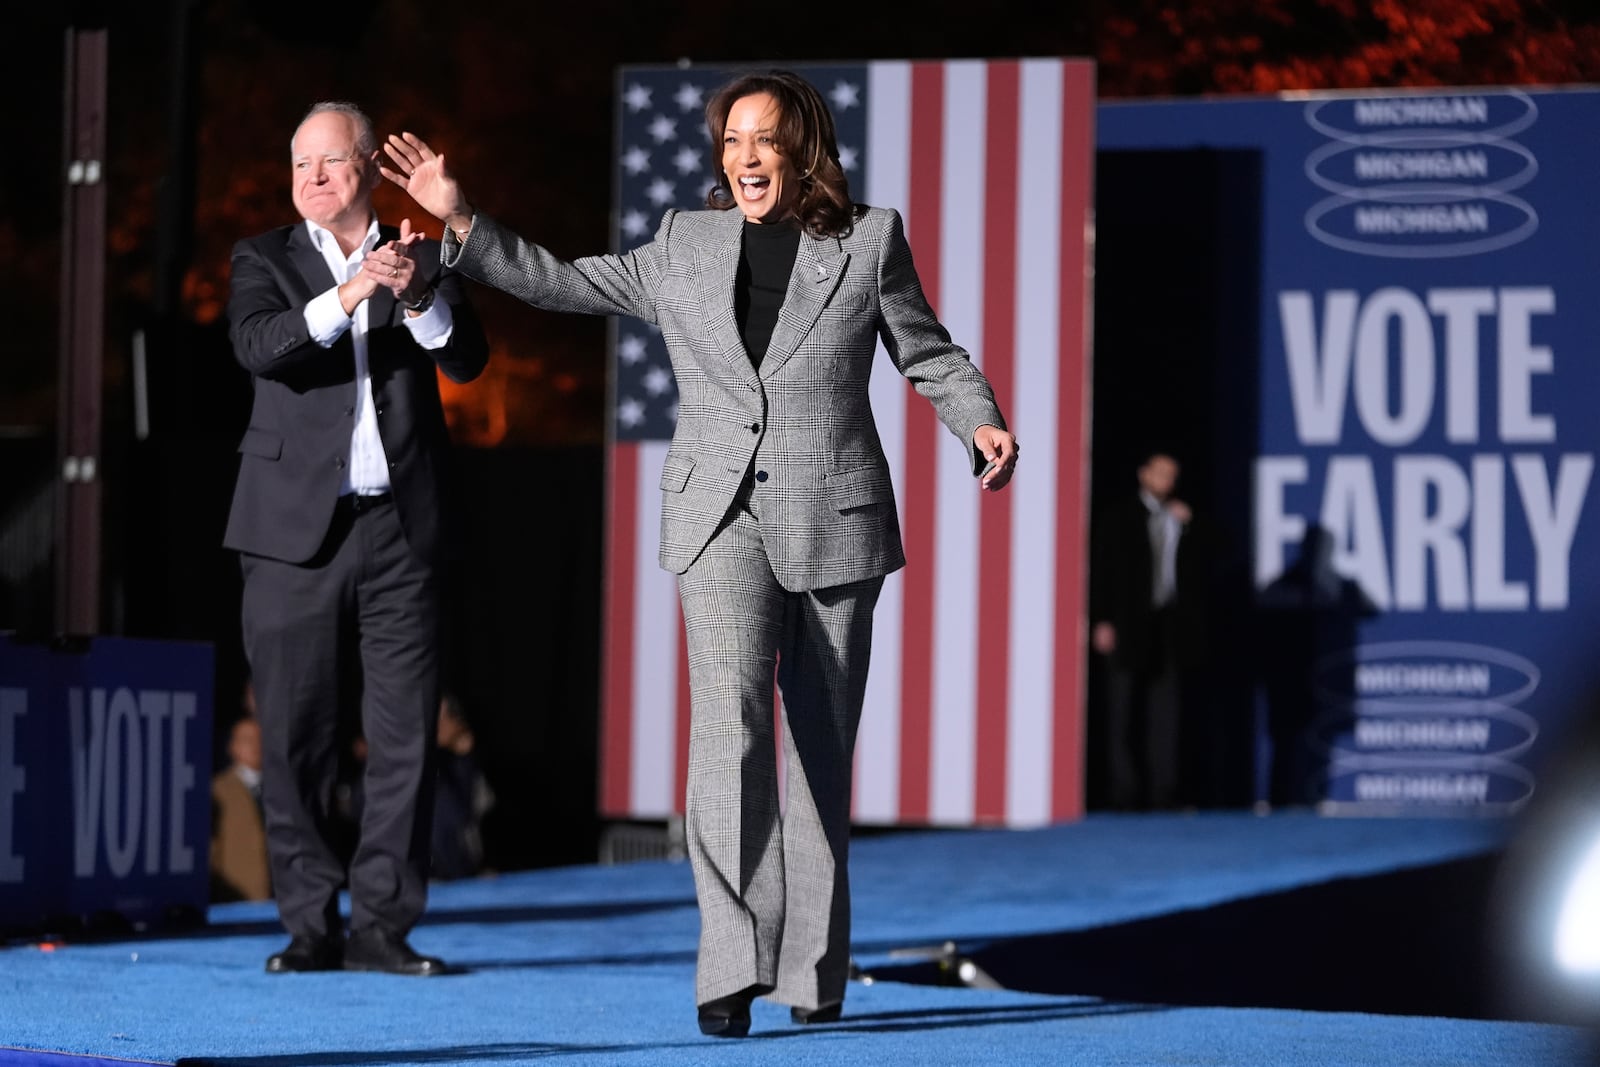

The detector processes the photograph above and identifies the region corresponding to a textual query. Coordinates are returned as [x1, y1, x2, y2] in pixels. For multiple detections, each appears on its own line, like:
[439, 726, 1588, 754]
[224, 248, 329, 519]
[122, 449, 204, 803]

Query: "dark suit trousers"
[241, 496, 439, 942]
[1105, 605, 1182, 811]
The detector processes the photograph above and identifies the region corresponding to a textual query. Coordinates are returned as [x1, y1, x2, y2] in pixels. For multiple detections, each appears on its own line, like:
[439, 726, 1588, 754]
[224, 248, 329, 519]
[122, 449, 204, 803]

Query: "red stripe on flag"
[600, 442, 639, 816]
[1052, 62, 1095, 821]
[973, 61, 1020, 823]
[897, 60, 946, 824]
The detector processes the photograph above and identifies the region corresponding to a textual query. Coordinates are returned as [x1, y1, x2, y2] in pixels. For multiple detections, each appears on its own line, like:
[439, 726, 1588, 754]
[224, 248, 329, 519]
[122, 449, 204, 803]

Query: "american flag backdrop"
[600, 59, 1096, 828]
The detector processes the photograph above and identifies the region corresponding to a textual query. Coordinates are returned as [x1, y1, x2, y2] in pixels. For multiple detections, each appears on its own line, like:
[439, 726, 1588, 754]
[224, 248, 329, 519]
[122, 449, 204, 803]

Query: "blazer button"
[334, 458, 345, 470]
[749, 422, 760, 433]
[754, 470, 768, 482]
[345, 406, 355, 416]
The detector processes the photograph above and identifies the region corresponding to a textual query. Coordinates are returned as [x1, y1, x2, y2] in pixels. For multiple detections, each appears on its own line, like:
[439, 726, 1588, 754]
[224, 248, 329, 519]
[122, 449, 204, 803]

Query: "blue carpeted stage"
[2, 812, 1594, 1066]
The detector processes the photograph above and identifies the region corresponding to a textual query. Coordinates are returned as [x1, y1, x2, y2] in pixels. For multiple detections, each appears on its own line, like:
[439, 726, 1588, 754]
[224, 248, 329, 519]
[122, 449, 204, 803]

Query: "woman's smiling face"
[722, 92, 799, 224]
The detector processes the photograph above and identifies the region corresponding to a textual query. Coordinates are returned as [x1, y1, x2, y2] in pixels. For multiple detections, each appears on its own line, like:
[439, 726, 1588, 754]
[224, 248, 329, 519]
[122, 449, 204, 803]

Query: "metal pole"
[55, 25, 109, 636]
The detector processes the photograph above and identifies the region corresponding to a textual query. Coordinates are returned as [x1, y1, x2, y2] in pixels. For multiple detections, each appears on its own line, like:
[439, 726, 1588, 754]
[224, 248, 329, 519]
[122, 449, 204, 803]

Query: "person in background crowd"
[430, 692, 495, 881]
[210, 710, 270, 902]
[1090, 449, 1207, 811]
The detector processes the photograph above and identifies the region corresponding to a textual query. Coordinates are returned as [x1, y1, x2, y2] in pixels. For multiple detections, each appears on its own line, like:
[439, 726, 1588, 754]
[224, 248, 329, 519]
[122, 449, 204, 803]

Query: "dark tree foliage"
[9, 0, 1600, 444]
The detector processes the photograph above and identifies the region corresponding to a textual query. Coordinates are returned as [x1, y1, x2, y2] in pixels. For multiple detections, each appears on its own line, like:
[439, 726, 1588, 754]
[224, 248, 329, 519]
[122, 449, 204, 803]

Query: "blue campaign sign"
[1099, 87, 1600, 814]
[0, 638, 68, 929]
[0, 635, 213, 931]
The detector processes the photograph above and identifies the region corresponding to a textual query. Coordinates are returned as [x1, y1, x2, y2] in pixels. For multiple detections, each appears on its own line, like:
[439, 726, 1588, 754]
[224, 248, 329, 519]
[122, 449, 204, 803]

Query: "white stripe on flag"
[856, 60, 911, 825]
[1006, 59, 1067, 826]
[630, 439, 678, 816]
[929, 60, 988, 825]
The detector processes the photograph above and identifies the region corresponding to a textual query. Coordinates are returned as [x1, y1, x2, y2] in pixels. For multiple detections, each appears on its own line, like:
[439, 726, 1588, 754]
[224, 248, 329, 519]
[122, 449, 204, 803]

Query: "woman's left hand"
[381, 132, 473, 231]
[974, 425, 1019, 491]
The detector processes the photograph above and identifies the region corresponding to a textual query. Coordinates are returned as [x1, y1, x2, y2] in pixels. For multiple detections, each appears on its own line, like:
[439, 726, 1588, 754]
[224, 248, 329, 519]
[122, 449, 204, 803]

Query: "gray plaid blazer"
[447, 205, 1006, 592]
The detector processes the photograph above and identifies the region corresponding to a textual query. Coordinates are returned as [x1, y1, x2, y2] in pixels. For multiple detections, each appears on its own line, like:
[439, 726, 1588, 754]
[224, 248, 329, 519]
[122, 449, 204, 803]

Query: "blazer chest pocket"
[238, 427, 283, 460]
[824, 464, 892, 512]
[821, 290, 874, 319]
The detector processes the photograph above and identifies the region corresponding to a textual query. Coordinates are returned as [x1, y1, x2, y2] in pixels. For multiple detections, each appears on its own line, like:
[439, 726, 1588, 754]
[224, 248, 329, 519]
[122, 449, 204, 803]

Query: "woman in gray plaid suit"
[382, 69, 1018, 1037]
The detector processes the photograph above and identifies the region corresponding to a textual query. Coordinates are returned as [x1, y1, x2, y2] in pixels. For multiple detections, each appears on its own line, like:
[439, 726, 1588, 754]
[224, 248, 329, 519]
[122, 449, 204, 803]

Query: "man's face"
[290, 111, 376, 231]
[1138, 454, 1180, 501]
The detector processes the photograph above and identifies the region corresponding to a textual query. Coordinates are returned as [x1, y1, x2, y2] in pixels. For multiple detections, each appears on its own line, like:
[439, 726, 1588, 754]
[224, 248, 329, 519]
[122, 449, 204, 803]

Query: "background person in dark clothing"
[431, 692, 494, 880]
[1090, 449, 1208, 810]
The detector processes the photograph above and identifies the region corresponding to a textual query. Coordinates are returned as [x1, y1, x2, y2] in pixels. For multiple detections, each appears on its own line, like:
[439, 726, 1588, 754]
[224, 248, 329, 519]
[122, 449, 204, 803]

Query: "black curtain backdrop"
[442, 444, 604, 872]
[1088, 148, 1263, 811]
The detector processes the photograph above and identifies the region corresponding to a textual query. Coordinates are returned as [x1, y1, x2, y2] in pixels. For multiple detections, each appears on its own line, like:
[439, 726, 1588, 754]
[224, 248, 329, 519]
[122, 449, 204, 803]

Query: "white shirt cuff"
[403, 297, 454, 350]
[303, 286, 352, 346]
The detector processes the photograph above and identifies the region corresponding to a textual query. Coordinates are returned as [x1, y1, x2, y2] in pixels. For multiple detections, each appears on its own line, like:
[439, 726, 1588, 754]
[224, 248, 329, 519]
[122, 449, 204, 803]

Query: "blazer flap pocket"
[825, 464, 893, 511]
[659, 454, 695, 493]
[238, 427, 283, 460]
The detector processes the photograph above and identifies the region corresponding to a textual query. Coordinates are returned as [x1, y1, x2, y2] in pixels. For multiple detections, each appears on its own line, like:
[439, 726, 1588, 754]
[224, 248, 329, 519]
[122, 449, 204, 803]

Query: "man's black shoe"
[697, 985, 762, 1037]
[342, 927, 447, 976]
[265, 936, 342, 973]
[790, 1002, 842, 1025]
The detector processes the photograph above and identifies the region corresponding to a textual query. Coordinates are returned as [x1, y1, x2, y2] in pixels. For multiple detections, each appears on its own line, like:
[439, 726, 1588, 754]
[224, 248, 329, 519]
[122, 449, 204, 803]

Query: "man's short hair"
[291, 101, 378, 160]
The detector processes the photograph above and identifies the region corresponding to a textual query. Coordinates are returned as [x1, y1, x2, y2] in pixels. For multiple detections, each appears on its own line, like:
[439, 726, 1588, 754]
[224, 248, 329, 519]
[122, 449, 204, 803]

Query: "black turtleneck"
[736, 219, 802, 371]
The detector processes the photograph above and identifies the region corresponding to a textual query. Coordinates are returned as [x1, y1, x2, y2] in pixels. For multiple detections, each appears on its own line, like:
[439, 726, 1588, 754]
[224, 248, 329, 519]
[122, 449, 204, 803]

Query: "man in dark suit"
[1090, 449, 1205, 811]
[224, 100, 488, 975]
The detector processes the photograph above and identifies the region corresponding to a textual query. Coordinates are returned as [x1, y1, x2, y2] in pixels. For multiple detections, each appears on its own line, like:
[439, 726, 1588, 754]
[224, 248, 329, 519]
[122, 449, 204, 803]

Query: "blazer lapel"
[285, 223, 336, 301]
[759, 234, 847, 380]
[699, 209, 761, 388]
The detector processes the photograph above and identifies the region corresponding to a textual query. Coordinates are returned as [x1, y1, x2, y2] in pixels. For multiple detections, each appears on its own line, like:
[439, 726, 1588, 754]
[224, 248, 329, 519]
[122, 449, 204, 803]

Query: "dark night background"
[5, 1, 1600, 874]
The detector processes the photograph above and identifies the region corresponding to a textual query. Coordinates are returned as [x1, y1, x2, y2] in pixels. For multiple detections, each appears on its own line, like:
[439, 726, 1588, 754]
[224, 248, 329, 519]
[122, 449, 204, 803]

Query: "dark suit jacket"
[1089, 492, 1209, 674]
[223, 222, 488, 565]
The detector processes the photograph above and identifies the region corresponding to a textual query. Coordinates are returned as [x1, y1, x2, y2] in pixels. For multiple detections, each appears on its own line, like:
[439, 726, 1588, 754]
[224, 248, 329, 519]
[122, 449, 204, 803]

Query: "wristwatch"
[405, 288, 436, 314]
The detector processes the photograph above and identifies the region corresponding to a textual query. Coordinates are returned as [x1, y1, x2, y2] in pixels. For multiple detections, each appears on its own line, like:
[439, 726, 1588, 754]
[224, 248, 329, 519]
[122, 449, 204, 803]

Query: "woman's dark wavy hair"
[704, 69, 865, 239]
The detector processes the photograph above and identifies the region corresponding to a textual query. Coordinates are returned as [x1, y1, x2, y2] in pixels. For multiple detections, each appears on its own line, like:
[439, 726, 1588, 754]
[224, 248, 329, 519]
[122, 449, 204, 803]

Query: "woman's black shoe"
[697, 985, 760, 1037]
[791, 1002, 842, 1025]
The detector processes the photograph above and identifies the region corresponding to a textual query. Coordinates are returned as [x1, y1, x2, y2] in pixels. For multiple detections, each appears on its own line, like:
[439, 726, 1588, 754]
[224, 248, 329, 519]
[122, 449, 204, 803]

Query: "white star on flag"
[674, 83, 705, 112]
[646, 177, 676, 206]
[617, 334, 649, 365]
[616, 397, 645, 428]
[642, 366, 672, 396]
[648, 115, 678, 143]
[674, 145, 703, 175]
[621, 146, 650, 176]
[623, 82, 652, 112]
[621, 209, 650, 241]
